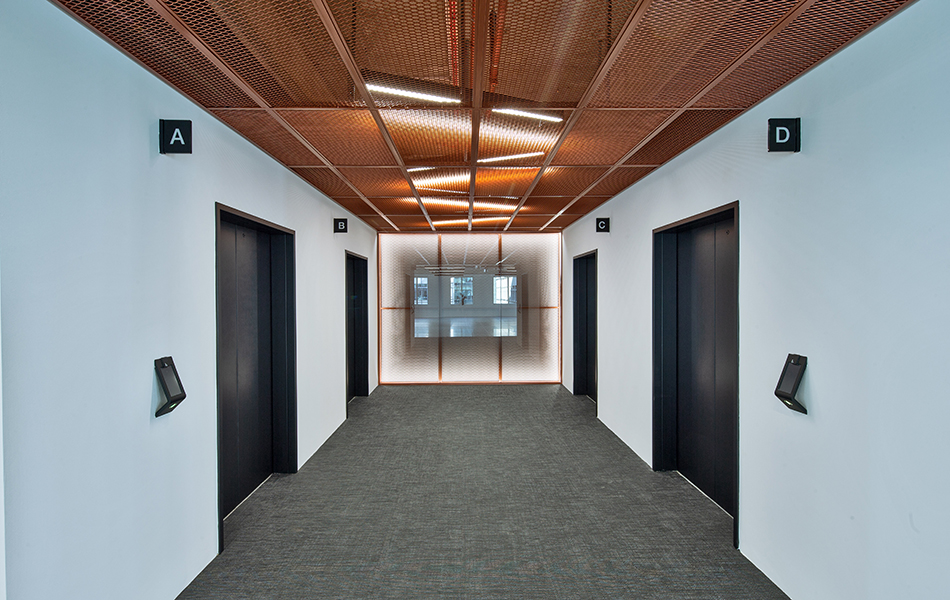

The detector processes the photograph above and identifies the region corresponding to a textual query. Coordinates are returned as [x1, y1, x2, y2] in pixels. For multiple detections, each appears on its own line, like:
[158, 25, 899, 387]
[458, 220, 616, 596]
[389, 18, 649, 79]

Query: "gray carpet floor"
[178, 384, 789, 599]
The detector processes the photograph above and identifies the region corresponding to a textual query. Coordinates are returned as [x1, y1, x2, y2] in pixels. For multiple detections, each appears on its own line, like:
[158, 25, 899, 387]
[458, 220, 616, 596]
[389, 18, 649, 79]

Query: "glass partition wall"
[380, 233, 560, 383]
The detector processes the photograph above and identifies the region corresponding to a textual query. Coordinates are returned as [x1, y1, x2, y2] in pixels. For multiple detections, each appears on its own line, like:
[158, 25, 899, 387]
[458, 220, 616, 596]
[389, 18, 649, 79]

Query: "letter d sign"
[768, 118, 801, 152]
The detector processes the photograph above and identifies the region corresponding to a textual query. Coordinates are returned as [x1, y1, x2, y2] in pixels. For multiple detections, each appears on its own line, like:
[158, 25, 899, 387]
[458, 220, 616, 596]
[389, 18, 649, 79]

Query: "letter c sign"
[596, 218, 610, 233]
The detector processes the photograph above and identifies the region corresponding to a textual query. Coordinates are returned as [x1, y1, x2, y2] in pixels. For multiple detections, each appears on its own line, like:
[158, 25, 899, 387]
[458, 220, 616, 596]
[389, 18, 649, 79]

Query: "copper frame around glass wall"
[378, 233, 561, 384]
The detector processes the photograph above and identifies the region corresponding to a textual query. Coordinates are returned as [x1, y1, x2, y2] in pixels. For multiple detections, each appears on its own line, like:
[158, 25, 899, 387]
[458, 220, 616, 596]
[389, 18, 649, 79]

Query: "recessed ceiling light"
[493, 108, 563, 123]
[477, 151, 545, 164]
[366, 84, 461, 104]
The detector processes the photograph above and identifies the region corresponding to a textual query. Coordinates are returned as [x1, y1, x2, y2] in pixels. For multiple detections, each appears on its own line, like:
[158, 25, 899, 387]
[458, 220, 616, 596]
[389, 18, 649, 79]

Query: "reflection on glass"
[493, 276, 517, 304]
[414, 276, 428, 305]
[414, 317, 518, 338]
[450, 276, 473, 305]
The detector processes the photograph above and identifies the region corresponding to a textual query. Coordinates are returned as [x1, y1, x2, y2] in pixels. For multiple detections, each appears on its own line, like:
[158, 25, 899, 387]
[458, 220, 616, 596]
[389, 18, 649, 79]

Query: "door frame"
[573, 250, 597, 405]
[652, 201, 739, 547]
[345, 250, 369, 410]
[215, 203, 297, 552]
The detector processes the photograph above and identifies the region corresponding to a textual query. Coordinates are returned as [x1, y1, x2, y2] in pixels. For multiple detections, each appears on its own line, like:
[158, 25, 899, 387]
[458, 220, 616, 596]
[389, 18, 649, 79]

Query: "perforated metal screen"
[379, 233, 559, 383]
[57, 0, 913, 232]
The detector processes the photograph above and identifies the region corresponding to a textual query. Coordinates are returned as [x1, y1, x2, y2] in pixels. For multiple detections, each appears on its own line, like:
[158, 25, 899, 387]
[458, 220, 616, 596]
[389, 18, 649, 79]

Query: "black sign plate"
[596, 218, 610, 233]
[334, 218, 348, 233]
[159, 119, 192, 154]
[768, 118, 801, 152]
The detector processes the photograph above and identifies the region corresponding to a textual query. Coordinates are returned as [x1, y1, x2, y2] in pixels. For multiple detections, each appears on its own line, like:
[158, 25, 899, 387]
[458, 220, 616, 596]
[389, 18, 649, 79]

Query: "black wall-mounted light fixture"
[775, 353, 807, 413]
[155, 356, 186, 417]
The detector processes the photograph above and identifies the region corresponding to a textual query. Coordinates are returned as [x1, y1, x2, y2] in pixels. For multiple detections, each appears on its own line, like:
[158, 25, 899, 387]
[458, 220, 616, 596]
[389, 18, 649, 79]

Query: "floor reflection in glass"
[413, 317, 518, 338]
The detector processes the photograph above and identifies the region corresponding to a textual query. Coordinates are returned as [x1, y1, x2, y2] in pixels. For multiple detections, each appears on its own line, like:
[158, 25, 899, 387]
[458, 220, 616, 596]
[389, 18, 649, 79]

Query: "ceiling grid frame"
[137, 0, 402, 230]
[51, 0, 915, 233]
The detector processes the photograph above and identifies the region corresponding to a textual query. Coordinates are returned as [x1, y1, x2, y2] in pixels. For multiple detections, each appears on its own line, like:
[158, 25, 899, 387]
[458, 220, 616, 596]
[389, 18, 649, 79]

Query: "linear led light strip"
[422, 198, 517, 212]
[433, 217, 509, 227]
[381, 110, 558, 148]
[477, 151, 544, 163]
[493, 109, 563, 123]
[366, 85, 562, 126]
[412, 166, 536, 190]
[366, 84, 461, 104]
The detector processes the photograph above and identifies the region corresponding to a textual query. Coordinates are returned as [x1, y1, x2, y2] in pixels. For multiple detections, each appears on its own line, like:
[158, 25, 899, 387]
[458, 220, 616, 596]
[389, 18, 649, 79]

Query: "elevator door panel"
[676, 219, 737, 516]
[219, 221, 273, 517]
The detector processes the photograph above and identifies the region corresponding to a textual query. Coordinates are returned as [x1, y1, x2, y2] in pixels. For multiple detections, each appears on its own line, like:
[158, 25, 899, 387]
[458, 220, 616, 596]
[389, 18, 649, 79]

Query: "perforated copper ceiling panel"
[410, 168, 471, 196]
[164, 0, 359, 107]
[696, 0, 911, 109]
[588, 166, 656, 196]
[291, 167, 360, 196]
[625, 110, 743, 166]
[58, 0, 913, 232]
[212, 109, 321, 165]
[325, 0, 469, 106]
[361, 197, 425, 215]
[516, 196, 573, 217]
[338, 167, 413, 197]
[555, 110, 673, 165]
[380, 110, 472, 166]
[475, 168, 541, 197]
[531, 167, 610, 197]
[482, 0, 640, 107]
[278, 110, 395, 165]
[57, 0, 255, 108]
[590, 0, 799, 108]
[548, 213, 584, 229]
[560, 196, 613, 215]
[478, 110, 564, 164]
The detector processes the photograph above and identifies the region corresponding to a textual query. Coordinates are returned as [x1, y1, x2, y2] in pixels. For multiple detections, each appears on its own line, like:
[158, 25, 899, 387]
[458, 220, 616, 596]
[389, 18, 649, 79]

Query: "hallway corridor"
[179, 385, 787, 599]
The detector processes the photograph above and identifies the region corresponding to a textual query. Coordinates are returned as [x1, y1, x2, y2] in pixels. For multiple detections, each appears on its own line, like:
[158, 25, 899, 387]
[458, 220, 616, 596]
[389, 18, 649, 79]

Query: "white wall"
[0, 0, 377, 598]
[0, 244, 6, 599]
[563, 0, 949, 598]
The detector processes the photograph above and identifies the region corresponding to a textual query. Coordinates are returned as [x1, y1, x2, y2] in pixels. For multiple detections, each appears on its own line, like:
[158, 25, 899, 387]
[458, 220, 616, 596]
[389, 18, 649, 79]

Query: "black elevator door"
[345, 254, 369, 403]
[676, 218, 737, 516]
[573, 253, 597, 401]
[218, 221, 273, 517]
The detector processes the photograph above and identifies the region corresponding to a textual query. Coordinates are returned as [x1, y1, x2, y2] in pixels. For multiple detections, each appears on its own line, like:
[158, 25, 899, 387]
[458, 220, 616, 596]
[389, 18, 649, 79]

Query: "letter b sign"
[768, 118, 801, 152]
[333, 218, 348, 233]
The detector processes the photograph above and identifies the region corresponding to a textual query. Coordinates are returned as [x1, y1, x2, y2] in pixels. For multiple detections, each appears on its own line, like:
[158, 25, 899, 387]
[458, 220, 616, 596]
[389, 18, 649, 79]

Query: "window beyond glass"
[450, 276, 473, 305]
[493, 276, 517, 304]
[413, 277, 428, 305]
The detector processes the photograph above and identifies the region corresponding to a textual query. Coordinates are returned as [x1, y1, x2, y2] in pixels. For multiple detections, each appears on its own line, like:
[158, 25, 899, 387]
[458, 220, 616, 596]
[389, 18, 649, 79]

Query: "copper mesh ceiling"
[57, 0, 914, 231]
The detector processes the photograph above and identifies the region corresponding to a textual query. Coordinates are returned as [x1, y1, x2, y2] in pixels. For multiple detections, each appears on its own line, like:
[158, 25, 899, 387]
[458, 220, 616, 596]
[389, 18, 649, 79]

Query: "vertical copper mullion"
[437, 234, 443, 382]
[139, 0, 400, 230]
[498, 233, 503, 381]
[539, 0, 820, 230]
[502, 0, 655, 230]
[310, 0, 436, 230]
[468, 0, 491, 230]
[558, 232, 563, 383]
[377, 235, 383, 385]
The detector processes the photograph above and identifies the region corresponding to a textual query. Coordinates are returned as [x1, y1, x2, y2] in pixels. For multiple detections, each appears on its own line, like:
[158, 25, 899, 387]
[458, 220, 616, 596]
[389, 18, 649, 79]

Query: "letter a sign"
[768, 118, 801, 152]
[160, 119, 192, 154]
